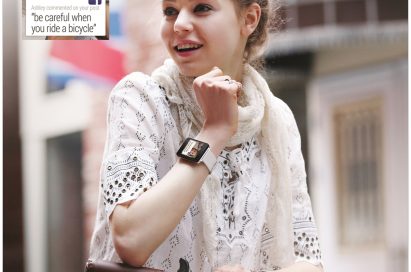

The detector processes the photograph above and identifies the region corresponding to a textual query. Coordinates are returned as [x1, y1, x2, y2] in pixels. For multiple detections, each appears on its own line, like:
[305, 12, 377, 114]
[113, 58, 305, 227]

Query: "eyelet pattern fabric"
[89, 73, 322, 271]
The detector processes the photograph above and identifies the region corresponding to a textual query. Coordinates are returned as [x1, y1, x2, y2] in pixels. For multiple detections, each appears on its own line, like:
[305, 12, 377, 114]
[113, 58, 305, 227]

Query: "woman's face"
[161, 0, 247, 79]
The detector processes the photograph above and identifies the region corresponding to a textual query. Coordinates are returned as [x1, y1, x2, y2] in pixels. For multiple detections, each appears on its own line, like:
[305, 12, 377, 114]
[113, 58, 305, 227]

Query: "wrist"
[196, 127, 230, 157]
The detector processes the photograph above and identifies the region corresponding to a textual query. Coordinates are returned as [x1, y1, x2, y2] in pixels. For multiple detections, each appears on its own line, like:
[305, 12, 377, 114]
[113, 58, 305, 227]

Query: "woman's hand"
[193, 67, 241, 142]
[213, 264, 249, 272]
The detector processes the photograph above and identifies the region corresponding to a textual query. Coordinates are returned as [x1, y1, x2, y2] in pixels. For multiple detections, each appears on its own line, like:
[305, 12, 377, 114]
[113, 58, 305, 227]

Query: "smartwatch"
[176, 138, 217, 173]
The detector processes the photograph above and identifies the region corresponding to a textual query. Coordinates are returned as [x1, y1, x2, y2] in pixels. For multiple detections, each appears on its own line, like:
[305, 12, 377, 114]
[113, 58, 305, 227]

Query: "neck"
[224, 58, 245, 83]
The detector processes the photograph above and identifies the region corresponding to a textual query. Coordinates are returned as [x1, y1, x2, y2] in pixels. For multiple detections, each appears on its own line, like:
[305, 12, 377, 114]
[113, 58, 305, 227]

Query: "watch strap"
[200, 148, 217, 173]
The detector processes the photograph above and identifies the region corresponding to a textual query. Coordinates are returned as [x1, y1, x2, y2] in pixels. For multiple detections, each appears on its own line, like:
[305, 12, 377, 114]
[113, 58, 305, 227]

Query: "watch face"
[177, 138, 209, 162]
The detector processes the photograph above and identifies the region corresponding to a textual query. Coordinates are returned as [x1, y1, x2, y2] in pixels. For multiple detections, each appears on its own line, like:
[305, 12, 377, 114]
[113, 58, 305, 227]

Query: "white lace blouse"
[89, 72, 322, 271]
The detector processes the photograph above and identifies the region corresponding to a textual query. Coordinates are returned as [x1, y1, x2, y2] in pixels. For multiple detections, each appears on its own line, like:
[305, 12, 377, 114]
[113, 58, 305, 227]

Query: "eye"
[193, 4, 212, 13]
[163, 6, 178, 17]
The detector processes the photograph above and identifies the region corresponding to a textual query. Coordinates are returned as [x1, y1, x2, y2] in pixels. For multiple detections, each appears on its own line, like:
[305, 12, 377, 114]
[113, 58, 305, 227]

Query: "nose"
[174, 9, 193, 34]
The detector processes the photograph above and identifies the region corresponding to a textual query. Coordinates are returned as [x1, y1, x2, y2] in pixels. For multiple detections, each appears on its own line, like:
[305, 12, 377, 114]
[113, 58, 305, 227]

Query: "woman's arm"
[277, 262, 323, 272]
[213, 262, 323, 272]
[111, 128, 227, 266]
[110, 67, 240, 266]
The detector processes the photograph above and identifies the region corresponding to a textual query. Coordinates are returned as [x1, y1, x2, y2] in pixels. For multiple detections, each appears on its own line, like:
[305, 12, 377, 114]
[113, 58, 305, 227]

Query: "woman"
[89, 0, 323, 271]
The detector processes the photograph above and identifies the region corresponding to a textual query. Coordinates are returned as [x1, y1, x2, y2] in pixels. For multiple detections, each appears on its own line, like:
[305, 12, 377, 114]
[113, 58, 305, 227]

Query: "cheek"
[213, 30, 240, 54]
[211, 18, 242, 48]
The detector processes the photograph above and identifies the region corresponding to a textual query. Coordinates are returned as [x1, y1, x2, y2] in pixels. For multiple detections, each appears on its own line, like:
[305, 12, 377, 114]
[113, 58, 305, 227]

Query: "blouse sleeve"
[282, 102, 323, 266]
[100, 72, 172, 221]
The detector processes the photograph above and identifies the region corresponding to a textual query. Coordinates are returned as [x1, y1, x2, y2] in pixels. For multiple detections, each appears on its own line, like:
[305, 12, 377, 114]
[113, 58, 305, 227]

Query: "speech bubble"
[25, 0, 106, 37]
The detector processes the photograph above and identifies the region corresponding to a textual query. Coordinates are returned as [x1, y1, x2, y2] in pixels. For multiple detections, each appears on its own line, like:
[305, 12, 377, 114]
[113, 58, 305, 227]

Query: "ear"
[241, 3, 261, 37]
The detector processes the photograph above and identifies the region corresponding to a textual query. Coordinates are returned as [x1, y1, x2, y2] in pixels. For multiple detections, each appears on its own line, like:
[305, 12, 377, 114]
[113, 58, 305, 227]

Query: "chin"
[180, 70, 201, 78]
[176, 65, 205, 78]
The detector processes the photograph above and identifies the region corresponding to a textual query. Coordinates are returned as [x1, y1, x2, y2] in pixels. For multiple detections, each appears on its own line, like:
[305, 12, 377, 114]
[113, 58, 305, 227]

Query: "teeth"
[177, 44, 201, 50]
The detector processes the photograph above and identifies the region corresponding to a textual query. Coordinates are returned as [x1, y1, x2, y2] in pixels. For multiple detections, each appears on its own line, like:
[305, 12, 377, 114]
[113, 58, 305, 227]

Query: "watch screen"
[177, 138, 209, 162]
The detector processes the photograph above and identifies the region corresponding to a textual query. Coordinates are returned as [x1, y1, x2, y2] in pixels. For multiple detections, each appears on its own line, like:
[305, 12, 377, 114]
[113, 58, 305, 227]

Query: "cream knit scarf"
[152, 59, 294, 269]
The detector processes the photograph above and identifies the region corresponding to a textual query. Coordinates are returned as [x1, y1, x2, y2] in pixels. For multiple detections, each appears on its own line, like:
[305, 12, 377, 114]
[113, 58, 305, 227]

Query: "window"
[280, 0, 406, 30]
[297, 2, 325, 28]
[377, 0, 407, 21]
[336, 0, 367, 24]
[334, 98, 384, 247]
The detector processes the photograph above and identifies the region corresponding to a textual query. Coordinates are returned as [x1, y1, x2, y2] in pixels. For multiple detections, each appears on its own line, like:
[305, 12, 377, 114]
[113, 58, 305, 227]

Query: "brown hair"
[233, 0, 281, 66]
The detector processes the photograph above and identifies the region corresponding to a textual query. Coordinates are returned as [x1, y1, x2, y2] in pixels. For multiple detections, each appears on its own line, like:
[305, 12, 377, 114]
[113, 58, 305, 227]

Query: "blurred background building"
[3, 0, 408, 271]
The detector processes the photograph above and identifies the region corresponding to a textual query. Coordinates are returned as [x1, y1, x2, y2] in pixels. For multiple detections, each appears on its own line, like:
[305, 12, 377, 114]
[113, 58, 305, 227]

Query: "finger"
[213, 75, 232, 82]
[221, 80, 242, 97]
[193, 67, 224, 88]
[211, 79, 240, 94]
[235, 82, 242, 97]
[211, 77, 241, 87]
[218, 79, 242, 96]
[221, 78, 241, 88]
[202, 66, 224, 79]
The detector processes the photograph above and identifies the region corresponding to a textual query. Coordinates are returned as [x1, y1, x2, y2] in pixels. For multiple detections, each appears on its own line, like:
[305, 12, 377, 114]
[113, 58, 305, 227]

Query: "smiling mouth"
[174, 44, 203, 52]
